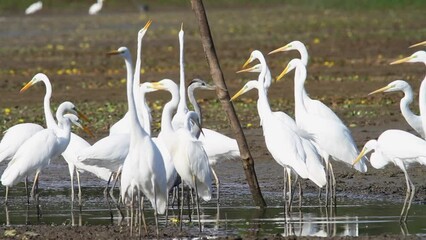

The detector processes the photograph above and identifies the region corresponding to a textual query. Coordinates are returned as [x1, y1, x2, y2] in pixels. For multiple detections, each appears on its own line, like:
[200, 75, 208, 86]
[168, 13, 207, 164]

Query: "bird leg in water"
[283, 168, 288, 221]
[140, 195, 147, 235]
[329, 163, 337, 208]
[179, 183, 184, 232]
[76, 170, 82, 209]
[25, 177, 29, 204]
[30, 171, 41, 200]
[5, 187, 9, 205]
[193, 175, 202, 232]
[400, 168, 415, 222]
[211, 167, 220, 203]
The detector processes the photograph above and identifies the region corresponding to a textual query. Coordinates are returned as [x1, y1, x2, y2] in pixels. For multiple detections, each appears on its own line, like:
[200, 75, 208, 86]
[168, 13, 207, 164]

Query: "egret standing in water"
[108, 20, 167, 237]
[353, 129, 426, 222]
[89, 0, 104, 15]
[275, 58, 367, 207]
[1, 102, 89, 202]
[25, 1, 42, 15]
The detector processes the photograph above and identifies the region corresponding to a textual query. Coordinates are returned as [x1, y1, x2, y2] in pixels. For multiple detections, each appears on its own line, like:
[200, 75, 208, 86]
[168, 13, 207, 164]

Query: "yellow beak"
[143, 19, 152, 31]
[276, 64, 291, 82]
[268, 45, 289, 55]
[368, 85, 392, 95]
[82, 126, 95, 138]
[236, 65, 257, 74]
[390, 56, 414, 65]
[409, 40, 426, 48]
[241, 56, 253, 69]
[352, 148, 366, 167]
[230, 86, 247, 102]
[20, 79, 35, 93]
[76, 109, 90, 122]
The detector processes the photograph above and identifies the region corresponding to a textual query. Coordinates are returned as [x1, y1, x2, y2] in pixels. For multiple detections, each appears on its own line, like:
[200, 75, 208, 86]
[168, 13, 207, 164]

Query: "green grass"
[1, 0, 426, 14]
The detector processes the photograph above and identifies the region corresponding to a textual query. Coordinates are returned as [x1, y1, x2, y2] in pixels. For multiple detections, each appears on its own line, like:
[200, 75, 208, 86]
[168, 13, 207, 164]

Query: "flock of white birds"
[25, 0, 104, 15]
[2, 9, 426, 234]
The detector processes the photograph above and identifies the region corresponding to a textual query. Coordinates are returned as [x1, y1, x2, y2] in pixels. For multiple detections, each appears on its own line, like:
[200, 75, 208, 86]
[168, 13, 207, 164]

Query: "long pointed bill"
[204, 84, 216, 90]
[368, 85, 392, 95]
[20, 79, 35, 93]
[352, 148, 366, 167]
[268, 45, 289, 55]
[180, 22, 183, 31]
[236, 65, 258, 74]
[409, 40, 426, 48]
[76, 109, 90, 122]
[390, 56, 414, 65]
[83, 126, 95, 138]
[241, 56, 253, 69]
[230, 87, 247, 102]
[150, 82, 165, 91]
[143, 19, 152, 31]
[276, 65, 291, 82]
[106, 50, 121, 56]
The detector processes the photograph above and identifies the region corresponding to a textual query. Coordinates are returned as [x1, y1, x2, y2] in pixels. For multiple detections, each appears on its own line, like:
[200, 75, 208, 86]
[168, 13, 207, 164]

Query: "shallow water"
[1, 181, 426, 238]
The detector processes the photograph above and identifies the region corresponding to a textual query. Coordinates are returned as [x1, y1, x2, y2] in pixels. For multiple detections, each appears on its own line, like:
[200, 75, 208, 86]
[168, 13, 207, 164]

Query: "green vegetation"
[1, 0, 426, 14]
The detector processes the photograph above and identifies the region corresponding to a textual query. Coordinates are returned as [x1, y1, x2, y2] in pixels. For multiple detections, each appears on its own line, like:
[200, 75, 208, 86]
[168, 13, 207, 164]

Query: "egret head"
[230, 80, 259, 102]
[368, 80, 409, 95]
[241, 50, 263, 69]
[236, 63, 262, 74]
[20, 73, 49, 93]
[390, 51, 426, 65]
[353, 139, 377, 166]
[276, 58, 303, 82]
[63, 114, 94, 137]
[137, 20, 152, 39]
[146, 79, 177, 92]
[268, 40, 305, 55]
[106, 46, 130, 59]
[409, 40, 426, 48]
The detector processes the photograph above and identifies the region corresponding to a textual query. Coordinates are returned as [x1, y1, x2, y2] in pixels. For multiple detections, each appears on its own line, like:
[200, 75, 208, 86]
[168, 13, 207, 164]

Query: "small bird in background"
[25, 1, 42, 15]
[89, 0, 104, 15]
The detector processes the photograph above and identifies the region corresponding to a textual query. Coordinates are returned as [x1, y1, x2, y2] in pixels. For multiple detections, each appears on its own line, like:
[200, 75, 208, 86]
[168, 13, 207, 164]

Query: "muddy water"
[1, 158, 426, 238]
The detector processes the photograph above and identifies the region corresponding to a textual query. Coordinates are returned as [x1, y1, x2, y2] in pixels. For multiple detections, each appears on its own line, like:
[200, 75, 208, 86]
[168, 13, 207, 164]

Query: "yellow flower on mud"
[120, 78, 126, 84]
[18, 118, 24, 123]
[313, 38, 320, 44]
[4, 108, 11, 115]
[246, 123, 253, 128]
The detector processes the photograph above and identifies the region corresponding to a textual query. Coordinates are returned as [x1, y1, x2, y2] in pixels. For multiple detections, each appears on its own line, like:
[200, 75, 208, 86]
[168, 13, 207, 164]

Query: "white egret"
[276, 58, 367, 206]
[238, 51, 326, 189]
[171, 24, 189, 131]
[187, 78, 240, 201]
[369, 80, 424, 138]
[108, 21, 167, 237]
[89, 0, 104, 15]
[353, 129, 426, 222]
[1, 102, 88, 201]
[81, 24, 155, 206]
[147, 79, 212, 230]
[231, 79, 311, 210]
[390, 51, 426, 138]
[19, 73, 111, 206]
[25, 1, 42, 15]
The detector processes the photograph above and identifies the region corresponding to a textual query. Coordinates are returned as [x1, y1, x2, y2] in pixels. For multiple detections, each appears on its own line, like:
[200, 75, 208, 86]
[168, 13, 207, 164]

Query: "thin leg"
[329, 163, 337, 208]
[405, 180, 415, 222]
[283, 168, 288, 221]
[110, 170, 121, 204]
[31, 171, 41, 200]
[211, 167, 220, 203]
[25, 177, 29, 204]
[130, 189, 134, 236]
[76, 170, 82, 209]
[193, 175, 202, 232]
[5, 186, 9, 205]
[325, 162, 330, 207]
[298, 181, 303, 210]
[68, 164, 75, 205]
[180, 183, 184, 232]
[141, 196, 147, 235]
[400, 169, 413, 222]
[287, 168, 292, 211]
[137, 191, 141, 236]
[104, 172, 113, 198]
[154, 187, 159, 238]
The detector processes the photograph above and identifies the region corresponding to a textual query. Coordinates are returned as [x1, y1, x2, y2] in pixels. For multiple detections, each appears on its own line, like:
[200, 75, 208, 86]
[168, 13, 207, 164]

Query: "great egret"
[147, 79, 212, 230]
[390, 51, 426, 138]
[171, 24, 189, 131]
[19, 73, 111, 206]
[108, 21, 167, 237]
[1, 102, 88, 202]
[369, 80, 424, 138]
[187, 78, 240, 200]
[353, 129, 426, 222]
[25, 1, 42, 15]
[89, 0, 104, 15]
[276, 58, 367, 206]
[237, 51, 326, 189]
